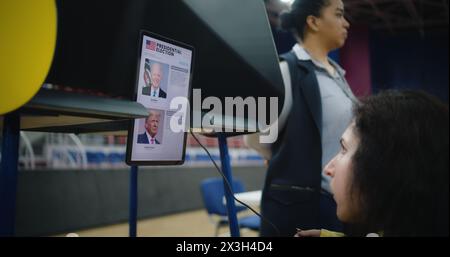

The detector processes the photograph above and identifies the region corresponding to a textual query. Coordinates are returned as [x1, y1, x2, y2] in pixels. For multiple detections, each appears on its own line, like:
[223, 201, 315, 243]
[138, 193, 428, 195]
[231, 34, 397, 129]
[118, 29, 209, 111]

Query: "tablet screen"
[126, 31, 194, 165]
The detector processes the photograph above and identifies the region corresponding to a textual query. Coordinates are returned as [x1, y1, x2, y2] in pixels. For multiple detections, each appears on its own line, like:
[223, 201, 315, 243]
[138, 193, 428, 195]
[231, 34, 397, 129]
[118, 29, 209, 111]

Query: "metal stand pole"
[217, 133, 240, 237]
[0, 112, 20, 236]
[129, 165, 138, 237]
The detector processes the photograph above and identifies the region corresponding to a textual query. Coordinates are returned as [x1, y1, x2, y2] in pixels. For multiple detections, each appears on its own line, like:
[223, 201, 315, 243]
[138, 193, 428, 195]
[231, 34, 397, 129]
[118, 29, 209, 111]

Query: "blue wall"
[370, 29, 449, 102]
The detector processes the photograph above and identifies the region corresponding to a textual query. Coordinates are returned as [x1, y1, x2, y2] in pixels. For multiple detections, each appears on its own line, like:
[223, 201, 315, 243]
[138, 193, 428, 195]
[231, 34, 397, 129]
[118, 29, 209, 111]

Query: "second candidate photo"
[137, 109, 165, 145]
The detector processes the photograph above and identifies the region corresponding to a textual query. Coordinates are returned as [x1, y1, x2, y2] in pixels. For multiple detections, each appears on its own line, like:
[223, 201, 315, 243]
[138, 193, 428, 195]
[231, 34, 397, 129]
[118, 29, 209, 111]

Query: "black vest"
[260, 51, 324, 236]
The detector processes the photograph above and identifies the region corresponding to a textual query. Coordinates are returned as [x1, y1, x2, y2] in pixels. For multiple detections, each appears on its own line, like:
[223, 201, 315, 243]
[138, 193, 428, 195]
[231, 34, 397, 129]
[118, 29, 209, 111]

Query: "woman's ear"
[306, 15, 320, 32]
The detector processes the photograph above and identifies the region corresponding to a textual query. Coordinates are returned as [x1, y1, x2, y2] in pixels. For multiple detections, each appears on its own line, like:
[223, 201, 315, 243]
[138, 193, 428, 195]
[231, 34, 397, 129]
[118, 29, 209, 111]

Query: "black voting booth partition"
[0, 0, 283, 236]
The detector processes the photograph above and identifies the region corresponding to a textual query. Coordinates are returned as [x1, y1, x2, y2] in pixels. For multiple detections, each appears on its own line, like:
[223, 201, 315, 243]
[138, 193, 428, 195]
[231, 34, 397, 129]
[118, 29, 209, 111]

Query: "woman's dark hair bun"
[280, 11, 295, 30]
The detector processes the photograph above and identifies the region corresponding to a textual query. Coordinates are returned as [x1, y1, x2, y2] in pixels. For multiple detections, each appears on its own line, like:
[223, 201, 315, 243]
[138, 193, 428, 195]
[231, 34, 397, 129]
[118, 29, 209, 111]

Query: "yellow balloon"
[0, 0, 57, 115]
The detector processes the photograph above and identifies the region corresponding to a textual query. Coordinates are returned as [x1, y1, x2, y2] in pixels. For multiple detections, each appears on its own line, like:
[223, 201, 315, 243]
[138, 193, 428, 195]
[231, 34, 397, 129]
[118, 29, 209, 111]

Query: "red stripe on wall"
[340, 26, 372, 98]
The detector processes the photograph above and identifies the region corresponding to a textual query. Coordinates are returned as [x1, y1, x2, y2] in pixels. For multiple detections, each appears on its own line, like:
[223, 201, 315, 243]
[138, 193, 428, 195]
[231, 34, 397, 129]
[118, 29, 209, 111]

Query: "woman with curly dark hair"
[297, 90, 449, 236]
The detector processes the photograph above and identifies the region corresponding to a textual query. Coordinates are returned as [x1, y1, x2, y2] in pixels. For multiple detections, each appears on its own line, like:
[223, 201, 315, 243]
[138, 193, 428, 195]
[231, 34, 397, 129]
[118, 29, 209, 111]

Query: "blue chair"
[200, 177, 261, 236]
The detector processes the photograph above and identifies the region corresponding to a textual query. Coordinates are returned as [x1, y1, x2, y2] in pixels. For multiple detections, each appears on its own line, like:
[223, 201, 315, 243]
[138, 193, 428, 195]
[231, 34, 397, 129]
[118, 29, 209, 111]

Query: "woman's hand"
[294, 229, 321, 237]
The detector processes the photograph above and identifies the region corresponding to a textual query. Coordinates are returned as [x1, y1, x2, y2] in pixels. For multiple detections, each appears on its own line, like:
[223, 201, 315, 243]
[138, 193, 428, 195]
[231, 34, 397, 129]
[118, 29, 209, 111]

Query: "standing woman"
[247, 0, 355, 236]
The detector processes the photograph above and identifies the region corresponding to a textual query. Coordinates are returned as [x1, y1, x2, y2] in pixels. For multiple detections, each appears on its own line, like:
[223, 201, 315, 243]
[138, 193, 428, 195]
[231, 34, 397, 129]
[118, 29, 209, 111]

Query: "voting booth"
[0, 0, 283, 236]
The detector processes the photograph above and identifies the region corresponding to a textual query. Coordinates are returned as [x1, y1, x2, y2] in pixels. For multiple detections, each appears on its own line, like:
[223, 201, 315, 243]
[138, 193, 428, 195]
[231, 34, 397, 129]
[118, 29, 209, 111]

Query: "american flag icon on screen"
[146, 40, 156, 51]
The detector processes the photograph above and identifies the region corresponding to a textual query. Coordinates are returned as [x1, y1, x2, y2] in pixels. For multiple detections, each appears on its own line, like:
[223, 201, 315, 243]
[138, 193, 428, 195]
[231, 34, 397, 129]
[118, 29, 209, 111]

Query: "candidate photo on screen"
[142, 59, 168, 99]
[137, 109, 164, 145]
